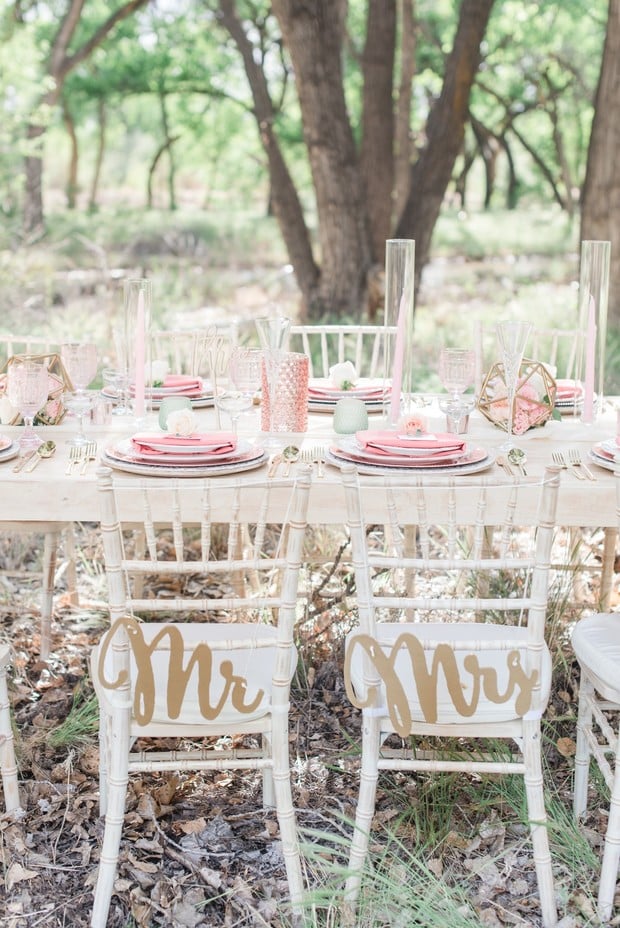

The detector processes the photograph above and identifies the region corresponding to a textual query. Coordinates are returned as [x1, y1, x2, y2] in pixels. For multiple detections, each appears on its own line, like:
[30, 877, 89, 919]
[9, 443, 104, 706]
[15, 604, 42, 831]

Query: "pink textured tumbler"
[261, 351, 309, 433]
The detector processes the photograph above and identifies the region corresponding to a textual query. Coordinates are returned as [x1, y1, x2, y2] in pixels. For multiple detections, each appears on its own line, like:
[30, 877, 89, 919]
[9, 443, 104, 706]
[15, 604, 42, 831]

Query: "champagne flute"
[495, 321, 531, 451]
[61, 342, 98, 447]
[255, 315, 291, 449]
[6, 359, 50, 451]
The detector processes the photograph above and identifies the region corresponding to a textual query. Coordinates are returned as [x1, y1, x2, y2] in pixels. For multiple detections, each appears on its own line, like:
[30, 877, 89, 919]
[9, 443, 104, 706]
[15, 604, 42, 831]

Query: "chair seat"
[571, 613, 620, 703]
[92, 622, 298, 727]
[346, 622, 552, 725]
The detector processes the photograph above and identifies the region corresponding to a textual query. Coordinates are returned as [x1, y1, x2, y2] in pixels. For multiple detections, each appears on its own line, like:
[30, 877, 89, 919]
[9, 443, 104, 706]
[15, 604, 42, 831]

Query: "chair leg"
[40, 530, 60, 660]
[0, 651, 20, 813]
[344, 713, 381, 916]
[599, 528, 618, 612]
[271, 716, 304, 915]
[522, 719, 558, 928]
[62, 524, 80, 606]
[262, 732, 275, 809]
[573, 674, 594, 820]
[598, 734, 620, 921]
[91, 723, 130, 928]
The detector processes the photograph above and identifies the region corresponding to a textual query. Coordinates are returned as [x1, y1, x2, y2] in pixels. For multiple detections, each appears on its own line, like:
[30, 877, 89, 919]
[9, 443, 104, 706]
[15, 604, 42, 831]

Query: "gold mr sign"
[97, 617, 266, 725]
[344, 632, 539, 738]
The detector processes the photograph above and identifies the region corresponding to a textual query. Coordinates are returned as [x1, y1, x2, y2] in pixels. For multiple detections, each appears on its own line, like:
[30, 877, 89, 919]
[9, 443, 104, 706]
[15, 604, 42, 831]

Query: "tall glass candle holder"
[383, 239, 415, 427]
[123, 278, 152, 424]
[578, 240, 610, 424]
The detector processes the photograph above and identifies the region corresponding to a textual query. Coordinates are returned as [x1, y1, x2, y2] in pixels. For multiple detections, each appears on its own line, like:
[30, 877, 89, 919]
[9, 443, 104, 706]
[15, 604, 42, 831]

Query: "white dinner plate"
[325, 444, 494, 476]
[130, 435, 245, 456]
[308, 377, 388, 399]
[353, 435, 466, 458]
[102, 443, 267, 477]
[102, 388, 215, 410]
[308, 398, 385, 413]
[0, 442, 19, 464]
[588, 449, 619, 473]
[126, 438, 251, 464]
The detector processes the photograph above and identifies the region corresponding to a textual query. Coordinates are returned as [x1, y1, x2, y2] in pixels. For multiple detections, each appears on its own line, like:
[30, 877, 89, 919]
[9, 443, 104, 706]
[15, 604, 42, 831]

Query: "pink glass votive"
[261, 351, 309, 433]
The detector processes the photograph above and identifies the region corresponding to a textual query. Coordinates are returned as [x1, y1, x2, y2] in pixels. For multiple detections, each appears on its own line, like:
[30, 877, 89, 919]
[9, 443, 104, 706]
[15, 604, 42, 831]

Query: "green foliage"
[48, 686, 99, 750]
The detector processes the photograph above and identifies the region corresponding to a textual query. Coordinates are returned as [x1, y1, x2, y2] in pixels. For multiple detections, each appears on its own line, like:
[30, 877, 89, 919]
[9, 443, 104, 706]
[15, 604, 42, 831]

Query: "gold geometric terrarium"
[477, 358, 557, 436]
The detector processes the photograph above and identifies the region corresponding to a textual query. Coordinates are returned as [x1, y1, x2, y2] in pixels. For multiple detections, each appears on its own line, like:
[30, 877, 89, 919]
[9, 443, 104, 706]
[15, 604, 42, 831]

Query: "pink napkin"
[161, 375, 203, 392]
[131, 375, 204, 397]
[355, 429, 466, 457]
[131, 432, 237, 456]
[308, 380, 386, 398]
[555, 379, 584, 400]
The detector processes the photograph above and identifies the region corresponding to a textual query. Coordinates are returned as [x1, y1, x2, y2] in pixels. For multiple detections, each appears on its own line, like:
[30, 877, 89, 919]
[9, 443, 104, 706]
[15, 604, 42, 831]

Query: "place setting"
[307, 361, 389, 413]
[325, 422, 495, 476]
[101, 406, 267, 477]
[587, 434, 620, 474]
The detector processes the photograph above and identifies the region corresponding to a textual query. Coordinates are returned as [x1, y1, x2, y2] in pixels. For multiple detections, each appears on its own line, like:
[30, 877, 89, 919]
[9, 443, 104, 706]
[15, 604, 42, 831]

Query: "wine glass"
[61, 342, 98, 447]
[255, 315, 291, 449]
[215, 348, 263, 433]
[438, 348, 475, 432]
[6, 359, 50, 451]
[495, 320, 532, 451]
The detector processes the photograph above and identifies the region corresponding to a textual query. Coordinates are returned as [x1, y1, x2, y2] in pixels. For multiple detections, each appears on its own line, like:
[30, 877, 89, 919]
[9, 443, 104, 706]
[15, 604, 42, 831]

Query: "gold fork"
[300, 446, 325, 477]
[66, 445, 84, 476]
[567, 447, 596, 482]
[79, 441, 98, 475]
[552, 449, 585, 480]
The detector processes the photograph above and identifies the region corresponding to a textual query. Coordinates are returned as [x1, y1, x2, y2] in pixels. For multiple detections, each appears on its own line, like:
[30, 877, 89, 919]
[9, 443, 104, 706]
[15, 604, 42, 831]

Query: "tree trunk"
[581, 0, 620, 326]
[21, 0, 151, 236]
[393, 0, 416, 227]
[217, 0, 319, 319]
[272, 0, 373, 320]
[396, 0, 496, 291]
[360, 0, 396, 264]
[88, 99, 106, 212]
[23, 123, 46, 239]
[147, 135, 180, 209]
[158, 90, 177, 211]
[62, 100, 79, 209]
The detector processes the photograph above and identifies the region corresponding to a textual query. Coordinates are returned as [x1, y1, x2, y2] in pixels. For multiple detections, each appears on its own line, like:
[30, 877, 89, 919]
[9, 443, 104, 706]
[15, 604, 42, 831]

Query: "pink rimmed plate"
[334, 436, 471, 467]
[102, 442, 267, 477]
[326, 442, 494, 475]
[308, 377, 388, 399]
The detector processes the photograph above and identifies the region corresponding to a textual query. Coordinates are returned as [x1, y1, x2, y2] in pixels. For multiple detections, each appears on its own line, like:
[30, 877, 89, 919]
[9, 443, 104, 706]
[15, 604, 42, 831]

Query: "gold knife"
[12, 450, 36, 473]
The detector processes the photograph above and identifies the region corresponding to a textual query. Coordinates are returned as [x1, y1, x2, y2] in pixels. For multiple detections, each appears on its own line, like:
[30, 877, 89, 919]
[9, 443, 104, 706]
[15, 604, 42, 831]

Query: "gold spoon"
[496, 455, 514, 476]
[23, 440, 57, 472]
[507, 447, 528, 476]
[282, 445, 300, 477]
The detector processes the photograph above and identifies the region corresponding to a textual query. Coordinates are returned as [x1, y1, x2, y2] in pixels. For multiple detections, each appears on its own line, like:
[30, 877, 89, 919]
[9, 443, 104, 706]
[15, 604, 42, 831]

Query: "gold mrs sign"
[97, 617, 265, 725]
[344, 632, 538, 738]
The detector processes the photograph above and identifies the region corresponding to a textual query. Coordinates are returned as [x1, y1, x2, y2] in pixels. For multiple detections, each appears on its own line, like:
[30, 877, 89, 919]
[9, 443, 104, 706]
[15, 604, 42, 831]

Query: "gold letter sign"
[344, 632, 538, 738]
[97, 617, 265, 725]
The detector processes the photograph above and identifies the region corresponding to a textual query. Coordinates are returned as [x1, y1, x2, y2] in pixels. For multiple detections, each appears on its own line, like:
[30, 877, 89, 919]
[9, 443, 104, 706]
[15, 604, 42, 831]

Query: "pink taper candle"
[134, 288, 146, 418]
[389, 294, 406, 422]
[582, 294, 596, 424]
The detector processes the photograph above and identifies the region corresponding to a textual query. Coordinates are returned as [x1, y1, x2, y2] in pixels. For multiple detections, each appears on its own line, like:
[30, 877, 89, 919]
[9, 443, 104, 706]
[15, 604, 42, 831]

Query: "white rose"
[149, 359, 169, 387]
[329, 361, 358, 390]
[166, 407, 197, 436]
[0, 394, 17, 424]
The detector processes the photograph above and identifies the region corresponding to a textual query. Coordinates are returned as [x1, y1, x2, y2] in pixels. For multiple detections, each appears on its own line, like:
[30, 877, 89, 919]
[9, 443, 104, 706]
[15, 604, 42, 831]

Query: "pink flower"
[399, 412, 427, 435]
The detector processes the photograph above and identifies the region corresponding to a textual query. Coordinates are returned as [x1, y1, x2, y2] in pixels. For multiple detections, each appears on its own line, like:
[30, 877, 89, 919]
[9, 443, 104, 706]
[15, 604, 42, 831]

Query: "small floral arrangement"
[478, 359, 558, 436]
[166, 407, 197, 436]
[148, 359, 169, 388]
[329, 361, 358, 390]
[399, 412, 427, 436]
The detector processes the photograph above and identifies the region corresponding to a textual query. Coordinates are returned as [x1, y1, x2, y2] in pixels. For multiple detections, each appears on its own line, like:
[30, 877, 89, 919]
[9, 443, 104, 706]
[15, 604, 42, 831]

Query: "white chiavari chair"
[340, 463, 561, 928]
[289, 324, 397, 379]
[89, 466, 311, 928]
[0, 334, 79, 658]
[572, 470, 620, 922]
[0, 643, 20, 813]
